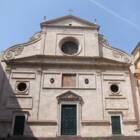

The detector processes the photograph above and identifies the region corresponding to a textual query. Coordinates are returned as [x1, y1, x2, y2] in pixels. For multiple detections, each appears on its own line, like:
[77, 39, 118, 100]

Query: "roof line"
[131, 42, 140, 54]
[40, 15, 99, 29]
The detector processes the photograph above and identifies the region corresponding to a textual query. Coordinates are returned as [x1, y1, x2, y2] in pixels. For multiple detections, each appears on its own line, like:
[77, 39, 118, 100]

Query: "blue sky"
[0, 0, 139, 54]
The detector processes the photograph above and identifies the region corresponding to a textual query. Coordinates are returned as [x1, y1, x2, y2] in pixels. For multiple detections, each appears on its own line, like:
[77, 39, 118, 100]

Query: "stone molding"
[81, 120, 110, 126]
[123, 120, 137, 125]
[0, 119, 11, 123]
[27, 120, 57, 125]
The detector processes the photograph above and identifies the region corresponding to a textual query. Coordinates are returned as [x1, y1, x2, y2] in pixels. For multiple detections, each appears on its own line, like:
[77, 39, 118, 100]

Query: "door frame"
[58, 101, 81, 136]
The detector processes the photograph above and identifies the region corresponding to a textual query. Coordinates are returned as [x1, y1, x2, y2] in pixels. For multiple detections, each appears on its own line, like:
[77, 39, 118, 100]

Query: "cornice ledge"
[6, 57, 130, 68]
[41, 24, 99, 30]
[0, 119, 11, 123]
[123, 119, 137, 125]
[27, 120, 57, 125]
[81, 120, 110, 126]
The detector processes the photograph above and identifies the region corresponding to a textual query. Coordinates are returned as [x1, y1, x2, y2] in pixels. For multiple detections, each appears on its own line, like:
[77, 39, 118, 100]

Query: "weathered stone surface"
[0, 15, 139, 138]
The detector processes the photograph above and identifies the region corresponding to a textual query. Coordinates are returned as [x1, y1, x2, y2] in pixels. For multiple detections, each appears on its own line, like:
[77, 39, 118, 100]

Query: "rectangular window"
[13, 115, 25, 135]
[62, 74, 76, 88]
[111, 116, 121, 135]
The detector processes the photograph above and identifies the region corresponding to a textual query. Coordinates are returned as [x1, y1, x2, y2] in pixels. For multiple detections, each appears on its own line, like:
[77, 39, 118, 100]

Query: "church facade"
[0, 15, 139, 138]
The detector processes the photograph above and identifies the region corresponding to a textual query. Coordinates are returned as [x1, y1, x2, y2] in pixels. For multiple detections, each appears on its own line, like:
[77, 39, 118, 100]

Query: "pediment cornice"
[57, 91, 83, 104]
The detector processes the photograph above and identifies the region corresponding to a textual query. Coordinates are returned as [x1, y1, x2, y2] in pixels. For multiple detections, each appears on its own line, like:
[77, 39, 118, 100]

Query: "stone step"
[0, 136, 140, 140]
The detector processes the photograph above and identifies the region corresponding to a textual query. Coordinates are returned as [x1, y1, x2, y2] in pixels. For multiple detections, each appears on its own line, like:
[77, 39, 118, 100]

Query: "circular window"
[17, 82, 27, 92]
[110, 84, 119, 93]
[61, 41, 78, 55]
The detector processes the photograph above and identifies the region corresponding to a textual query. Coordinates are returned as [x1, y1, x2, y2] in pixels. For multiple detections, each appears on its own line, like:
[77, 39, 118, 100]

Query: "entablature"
[3, 55, 131, 69]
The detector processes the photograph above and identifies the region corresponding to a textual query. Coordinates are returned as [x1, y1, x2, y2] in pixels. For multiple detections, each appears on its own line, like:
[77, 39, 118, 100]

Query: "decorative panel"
[103, 74, 125, 81]
[43, 73, 61, 88]
[105, 98, 128, 110]
[78, 74, 96, 89]
[11, 72, 36, 79]
[6, 97, 32, 109]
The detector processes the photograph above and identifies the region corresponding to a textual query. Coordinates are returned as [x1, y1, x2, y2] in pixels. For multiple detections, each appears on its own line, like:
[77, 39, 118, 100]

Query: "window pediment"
[57, 91, 83, 104]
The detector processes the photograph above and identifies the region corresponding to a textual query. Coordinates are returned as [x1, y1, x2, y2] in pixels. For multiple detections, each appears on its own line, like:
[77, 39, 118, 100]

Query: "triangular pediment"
[41, 15, 99, 29]
[57, 91, 83, 104]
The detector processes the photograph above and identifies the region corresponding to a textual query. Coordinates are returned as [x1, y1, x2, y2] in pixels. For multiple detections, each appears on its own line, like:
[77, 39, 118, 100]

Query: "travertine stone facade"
[0, 15, 139, 137]
[132, 42, 140, 133]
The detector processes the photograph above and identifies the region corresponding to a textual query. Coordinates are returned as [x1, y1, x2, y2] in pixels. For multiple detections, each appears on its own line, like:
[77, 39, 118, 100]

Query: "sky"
[0, 0, 140, 54]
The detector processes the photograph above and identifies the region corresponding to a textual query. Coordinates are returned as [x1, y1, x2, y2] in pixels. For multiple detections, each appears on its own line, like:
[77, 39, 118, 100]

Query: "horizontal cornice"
[4, 55, 130, 69]
[41, 24, 99, 30]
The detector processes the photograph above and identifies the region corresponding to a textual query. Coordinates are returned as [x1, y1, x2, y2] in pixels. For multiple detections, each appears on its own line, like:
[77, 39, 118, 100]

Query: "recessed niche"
[85, 78, 89, 84]
[50, 78, 55, 84]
